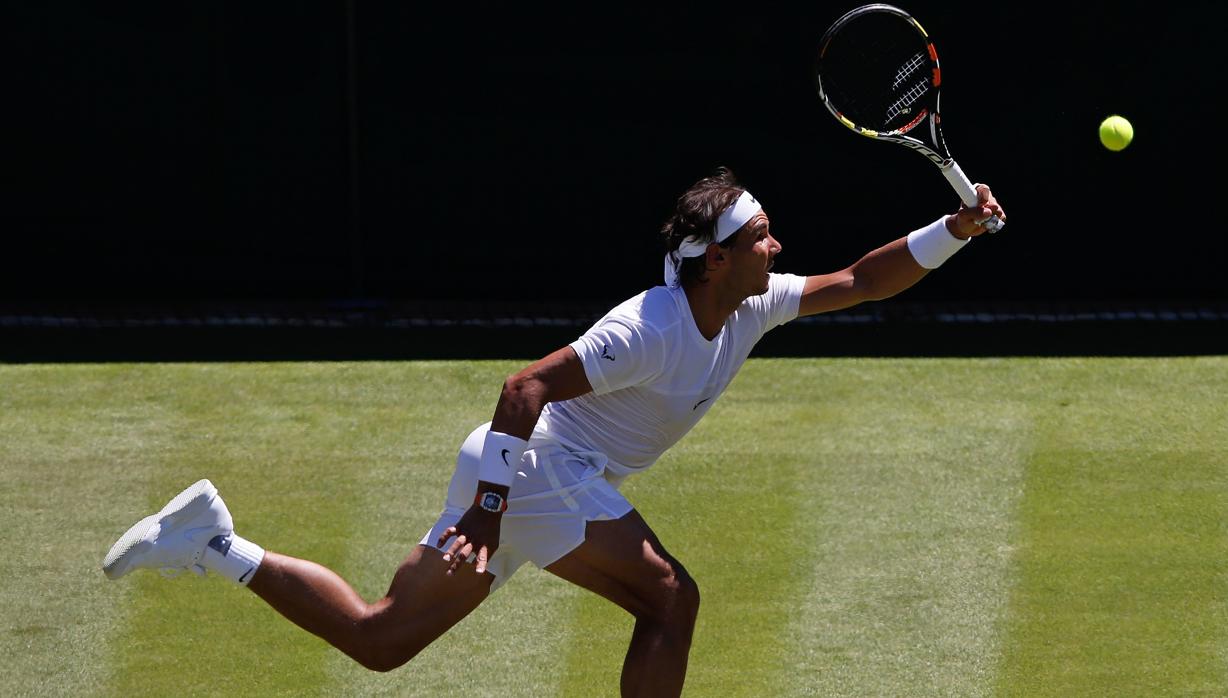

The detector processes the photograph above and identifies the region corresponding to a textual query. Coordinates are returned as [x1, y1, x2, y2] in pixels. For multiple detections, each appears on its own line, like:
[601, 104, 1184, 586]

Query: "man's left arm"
[797, 185, 1005, 317]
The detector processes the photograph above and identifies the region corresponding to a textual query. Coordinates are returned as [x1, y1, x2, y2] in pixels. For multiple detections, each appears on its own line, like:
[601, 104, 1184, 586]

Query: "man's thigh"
[543, 510, 691, 617]
[366, 544, 494, 643]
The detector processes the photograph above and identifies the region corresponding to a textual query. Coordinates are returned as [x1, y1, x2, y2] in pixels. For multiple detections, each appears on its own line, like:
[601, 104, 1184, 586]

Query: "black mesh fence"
[5, 3, 1226, 361]
[4, 299, 1224, 362]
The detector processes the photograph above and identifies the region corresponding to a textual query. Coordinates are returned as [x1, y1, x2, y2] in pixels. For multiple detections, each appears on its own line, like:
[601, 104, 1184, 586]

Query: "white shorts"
[419, 423, 633, 591]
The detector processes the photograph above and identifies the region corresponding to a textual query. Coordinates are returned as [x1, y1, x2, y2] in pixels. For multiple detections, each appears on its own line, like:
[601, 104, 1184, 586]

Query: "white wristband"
[478, 429, 528, 487]
[906, 216, 970, 269]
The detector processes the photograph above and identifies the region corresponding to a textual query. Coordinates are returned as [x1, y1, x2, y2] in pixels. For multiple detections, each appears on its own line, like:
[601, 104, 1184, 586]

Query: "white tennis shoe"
[102, 479, 233, 580]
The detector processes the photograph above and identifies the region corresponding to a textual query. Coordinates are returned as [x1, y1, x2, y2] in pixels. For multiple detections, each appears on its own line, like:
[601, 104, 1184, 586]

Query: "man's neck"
[683, 280, 743, 341]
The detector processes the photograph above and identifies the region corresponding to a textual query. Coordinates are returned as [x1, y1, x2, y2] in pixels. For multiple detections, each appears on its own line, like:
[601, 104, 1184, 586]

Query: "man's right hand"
[437, 505, 502, 576]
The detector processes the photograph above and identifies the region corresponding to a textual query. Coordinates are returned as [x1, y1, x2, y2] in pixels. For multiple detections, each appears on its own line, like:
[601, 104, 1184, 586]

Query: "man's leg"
[544, 510, 700, 698]
[103, 479, 493, 673]
[248, 545, 492, 672]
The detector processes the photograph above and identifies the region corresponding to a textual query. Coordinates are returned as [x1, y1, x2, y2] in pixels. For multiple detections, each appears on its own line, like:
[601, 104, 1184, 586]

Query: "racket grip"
[941, 159, 1003, 233]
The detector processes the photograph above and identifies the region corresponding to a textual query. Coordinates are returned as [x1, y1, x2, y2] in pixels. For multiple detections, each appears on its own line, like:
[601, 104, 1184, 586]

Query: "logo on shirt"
[601, 344, 616, 361]
[692, 397, 711, 410]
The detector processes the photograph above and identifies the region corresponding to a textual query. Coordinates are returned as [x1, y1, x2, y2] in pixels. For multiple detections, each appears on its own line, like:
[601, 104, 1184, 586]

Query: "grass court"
[2, 357, 1225, 696]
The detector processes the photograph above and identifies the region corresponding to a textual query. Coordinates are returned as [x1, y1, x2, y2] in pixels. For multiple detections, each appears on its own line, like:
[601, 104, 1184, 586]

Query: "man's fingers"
[972, 183, 1006, 223]
[436, 526, 457, 549]
[475, 547, 489, 574]
[441, 534, 467, 562]
[446, 544, 466, 574]
[434, 525, 459, 548]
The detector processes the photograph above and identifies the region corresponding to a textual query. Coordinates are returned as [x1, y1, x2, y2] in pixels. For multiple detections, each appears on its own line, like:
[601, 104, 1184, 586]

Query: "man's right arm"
[490, 345, 594, 441]
[437, 346, 593, 575]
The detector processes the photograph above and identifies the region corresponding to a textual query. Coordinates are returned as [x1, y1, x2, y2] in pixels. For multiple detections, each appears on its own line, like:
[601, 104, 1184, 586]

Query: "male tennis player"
[103, 167, 1004, 696]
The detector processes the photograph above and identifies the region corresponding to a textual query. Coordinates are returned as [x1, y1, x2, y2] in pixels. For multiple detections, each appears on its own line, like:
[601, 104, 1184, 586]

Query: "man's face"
[727, 210, 781, 296]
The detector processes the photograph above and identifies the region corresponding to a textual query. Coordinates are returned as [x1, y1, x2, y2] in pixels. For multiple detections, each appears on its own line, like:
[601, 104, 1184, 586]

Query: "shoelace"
[159, 564, 207, 579]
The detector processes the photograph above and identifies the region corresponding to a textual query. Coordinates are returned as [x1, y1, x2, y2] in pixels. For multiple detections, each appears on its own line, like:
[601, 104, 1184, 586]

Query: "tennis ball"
[1099, 115, 1133, 152]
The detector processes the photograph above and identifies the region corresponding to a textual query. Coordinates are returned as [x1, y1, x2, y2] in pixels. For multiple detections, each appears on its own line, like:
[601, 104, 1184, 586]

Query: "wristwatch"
[475, 491, 508, 513]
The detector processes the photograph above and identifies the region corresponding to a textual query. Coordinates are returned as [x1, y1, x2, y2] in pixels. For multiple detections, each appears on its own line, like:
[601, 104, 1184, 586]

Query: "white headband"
[663, 190, 762, 287]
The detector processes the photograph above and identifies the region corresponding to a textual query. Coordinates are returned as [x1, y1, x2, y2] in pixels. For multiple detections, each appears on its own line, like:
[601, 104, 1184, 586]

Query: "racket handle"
[941, 159, 1004, 233]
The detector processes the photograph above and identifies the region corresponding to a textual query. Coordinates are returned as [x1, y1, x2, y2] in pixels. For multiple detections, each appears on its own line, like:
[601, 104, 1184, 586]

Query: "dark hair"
[660, 167, 745, 287]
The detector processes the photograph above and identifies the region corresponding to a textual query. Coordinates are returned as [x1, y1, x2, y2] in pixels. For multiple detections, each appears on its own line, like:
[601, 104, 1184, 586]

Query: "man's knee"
[345, 612, 429, 673]
[349, 637, 420, 673]
[645, 563, 700, 627]
[355, 651, 407, 674]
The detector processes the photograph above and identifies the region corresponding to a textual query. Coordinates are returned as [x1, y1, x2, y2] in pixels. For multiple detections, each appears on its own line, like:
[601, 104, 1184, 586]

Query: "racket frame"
[815, 4, 1002, 232]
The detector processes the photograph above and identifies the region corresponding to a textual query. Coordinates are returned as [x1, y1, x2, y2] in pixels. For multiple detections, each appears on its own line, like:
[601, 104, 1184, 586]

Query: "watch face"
[481, 493, 503, 511]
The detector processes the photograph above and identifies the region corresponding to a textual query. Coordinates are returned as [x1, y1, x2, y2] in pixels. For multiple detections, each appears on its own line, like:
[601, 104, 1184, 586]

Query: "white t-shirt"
[533, 273, 806, 482]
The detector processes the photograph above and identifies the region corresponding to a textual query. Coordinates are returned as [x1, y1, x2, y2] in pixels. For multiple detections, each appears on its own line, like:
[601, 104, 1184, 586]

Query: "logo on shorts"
[601, 344, 615, 361]
[692, 397, 711, 410]
[500, 448, 512, 467]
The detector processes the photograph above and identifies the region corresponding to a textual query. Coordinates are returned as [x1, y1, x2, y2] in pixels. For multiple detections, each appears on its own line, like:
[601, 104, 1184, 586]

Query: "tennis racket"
[814, 4, 1003, 232]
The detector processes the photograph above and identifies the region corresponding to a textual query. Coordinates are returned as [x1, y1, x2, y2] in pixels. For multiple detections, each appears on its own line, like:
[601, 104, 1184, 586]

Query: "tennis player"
[103, 167, 1004, 696]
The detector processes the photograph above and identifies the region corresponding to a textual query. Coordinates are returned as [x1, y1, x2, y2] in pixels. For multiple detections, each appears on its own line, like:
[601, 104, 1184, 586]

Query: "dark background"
[4, 1, 1226, 358]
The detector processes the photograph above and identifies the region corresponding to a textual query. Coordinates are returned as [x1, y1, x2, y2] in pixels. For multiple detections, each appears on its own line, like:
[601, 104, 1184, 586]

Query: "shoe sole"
[101, 479, 218, 580]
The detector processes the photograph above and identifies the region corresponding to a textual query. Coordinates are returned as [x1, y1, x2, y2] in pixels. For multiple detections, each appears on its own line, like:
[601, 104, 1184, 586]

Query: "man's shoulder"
[603, 286, 681, 332]
[740, 273, 806, 310]
[731, 273, 807, 335]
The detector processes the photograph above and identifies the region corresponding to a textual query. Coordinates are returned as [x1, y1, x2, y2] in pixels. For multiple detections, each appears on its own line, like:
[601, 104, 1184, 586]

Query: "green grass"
[1, 358, 1225, 696]
[997, 360, 1228, 696]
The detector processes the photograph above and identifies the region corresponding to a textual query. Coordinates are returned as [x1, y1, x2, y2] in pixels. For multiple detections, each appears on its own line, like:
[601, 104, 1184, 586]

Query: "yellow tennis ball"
[1099, 115, 1133, 151]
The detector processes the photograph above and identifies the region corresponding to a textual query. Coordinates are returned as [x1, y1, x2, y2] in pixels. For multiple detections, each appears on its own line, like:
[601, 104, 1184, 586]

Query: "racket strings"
[820, 25, 933, 132]
[823, 43, 894, 126]
[892, 52, 926, 89]
[885, 75, 931, 124]
[815, 8, 955, 163]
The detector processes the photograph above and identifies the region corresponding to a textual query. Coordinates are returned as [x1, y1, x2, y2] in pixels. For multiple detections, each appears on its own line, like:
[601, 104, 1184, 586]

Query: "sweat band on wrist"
[478, 429, 528, 487]
[907, 216, 970, 269]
